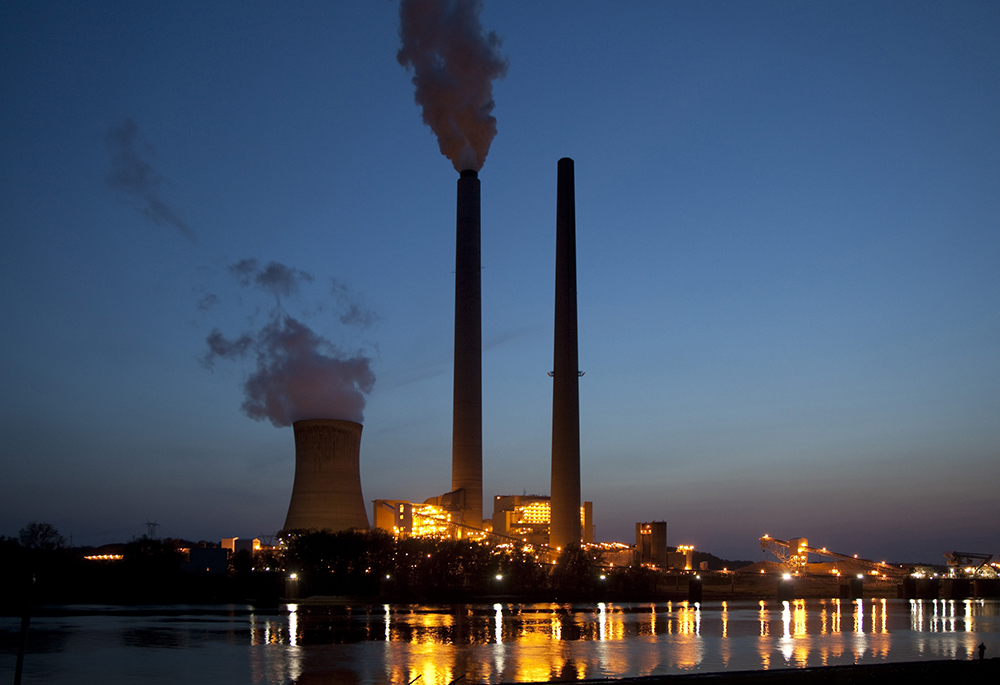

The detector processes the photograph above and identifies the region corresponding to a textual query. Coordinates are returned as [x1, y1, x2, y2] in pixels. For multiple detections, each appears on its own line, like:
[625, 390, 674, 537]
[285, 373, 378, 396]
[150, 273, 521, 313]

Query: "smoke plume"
[332, 278, 378, 329]
[202, 260, 376, 427]
[398, 0, 508, 172]
[230, 259, 313, 303]
[104, 118, 195, 241]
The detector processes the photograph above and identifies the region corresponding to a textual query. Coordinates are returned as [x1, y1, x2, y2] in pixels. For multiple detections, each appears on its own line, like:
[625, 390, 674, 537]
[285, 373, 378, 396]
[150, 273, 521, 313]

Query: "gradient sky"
[2, 1, 997, 563]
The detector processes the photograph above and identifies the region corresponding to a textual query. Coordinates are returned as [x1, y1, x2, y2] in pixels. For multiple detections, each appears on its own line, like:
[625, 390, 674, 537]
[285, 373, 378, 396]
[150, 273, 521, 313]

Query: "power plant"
[283, 419, 370, 532]
[284, 160, 591, 549]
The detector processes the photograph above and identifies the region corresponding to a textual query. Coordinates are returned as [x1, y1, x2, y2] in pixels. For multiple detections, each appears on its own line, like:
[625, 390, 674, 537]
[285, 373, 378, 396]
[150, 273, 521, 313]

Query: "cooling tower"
[283, 419, 370, 532]
[550, 157, 582, 550]
[452, 168, 483, 528]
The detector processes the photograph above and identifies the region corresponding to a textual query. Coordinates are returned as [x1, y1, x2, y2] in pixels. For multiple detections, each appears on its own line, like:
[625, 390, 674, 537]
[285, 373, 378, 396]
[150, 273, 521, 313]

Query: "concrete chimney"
[452, 169, 483, 528]
[283, 419, 370, 532]
[550, 157, 582, 550]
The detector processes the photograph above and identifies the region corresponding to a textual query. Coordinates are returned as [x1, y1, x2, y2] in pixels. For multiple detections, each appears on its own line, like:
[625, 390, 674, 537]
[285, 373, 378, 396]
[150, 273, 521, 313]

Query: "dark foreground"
[522, 658, 999, 684]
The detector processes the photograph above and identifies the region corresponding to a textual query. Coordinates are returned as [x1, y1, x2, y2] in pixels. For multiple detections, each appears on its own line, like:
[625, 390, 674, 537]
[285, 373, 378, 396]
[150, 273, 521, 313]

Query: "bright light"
[600, 574, 606, 580]
[496, 574, 503, 581]
[288, 573, 298, 581]
[857, 574, 864, 579]
[782, 574, 792, 580]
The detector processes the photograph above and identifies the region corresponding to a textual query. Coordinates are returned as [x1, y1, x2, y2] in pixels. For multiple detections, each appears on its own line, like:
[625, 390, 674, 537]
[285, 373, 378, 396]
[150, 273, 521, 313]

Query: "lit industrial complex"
[276, 158, 678, 564]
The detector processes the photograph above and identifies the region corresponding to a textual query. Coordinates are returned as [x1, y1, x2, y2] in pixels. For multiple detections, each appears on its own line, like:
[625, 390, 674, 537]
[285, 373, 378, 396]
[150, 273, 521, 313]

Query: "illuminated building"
[490, 495, 593, 546]
[635, 521, 667, 567]
[373, 499, 486, 540]
[222, 537, 261, 555]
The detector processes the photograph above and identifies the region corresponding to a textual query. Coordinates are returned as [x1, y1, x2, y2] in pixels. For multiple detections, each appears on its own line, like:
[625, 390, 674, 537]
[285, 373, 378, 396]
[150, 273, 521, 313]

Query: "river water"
[2, 599, 997, 684]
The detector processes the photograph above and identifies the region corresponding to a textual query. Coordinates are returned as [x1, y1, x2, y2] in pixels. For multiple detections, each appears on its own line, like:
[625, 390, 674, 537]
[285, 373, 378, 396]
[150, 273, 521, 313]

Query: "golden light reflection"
[400, 643, 457, 685]
[676, 601, 700, 636]
[239, 598, 1000, 683]
[793, 600, 807, 636]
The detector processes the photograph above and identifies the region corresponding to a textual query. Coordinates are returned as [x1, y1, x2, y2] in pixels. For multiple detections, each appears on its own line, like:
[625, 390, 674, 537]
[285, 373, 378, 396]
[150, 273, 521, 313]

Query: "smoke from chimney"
[202, 260, 375, 427]
[103, 118, 195, 241]
[397, 0, 508, 172]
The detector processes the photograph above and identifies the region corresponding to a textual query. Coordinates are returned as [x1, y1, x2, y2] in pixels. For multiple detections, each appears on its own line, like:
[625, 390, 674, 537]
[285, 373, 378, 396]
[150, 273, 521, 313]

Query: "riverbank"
[529, 658, 999, 685]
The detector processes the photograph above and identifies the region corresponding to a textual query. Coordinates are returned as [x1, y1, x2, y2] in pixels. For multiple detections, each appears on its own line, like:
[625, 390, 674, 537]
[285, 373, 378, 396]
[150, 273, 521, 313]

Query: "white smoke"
[397, 0, 508, 172]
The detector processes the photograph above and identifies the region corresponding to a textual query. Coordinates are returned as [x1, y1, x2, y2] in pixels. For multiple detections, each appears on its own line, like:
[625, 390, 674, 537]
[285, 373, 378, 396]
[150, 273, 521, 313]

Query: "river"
[2, 598, 997, 684]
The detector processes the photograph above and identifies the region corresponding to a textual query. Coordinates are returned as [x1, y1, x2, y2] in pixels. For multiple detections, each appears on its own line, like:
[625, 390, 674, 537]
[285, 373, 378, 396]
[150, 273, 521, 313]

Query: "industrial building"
[491, 495, 593, 547]
[371, 499, 485, 539]
[636, 521, 667, 567]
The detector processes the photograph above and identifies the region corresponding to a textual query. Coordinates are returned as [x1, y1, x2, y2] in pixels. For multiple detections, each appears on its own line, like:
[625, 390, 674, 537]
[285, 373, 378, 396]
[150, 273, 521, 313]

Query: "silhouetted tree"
[18, 522, 65, 550]
[550, 544, 603, 599]
[607, 565, 660, 600]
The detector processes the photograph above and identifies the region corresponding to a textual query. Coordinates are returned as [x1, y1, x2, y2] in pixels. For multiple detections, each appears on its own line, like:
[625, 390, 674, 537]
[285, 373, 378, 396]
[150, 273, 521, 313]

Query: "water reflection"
[6, 600, 998, 685]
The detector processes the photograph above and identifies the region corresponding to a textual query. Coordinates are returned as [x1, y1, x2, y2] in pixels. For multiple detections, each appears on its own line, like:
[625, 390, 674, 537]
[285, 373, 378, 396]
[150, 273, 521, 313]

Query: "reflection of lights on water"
[244, 597, 1000, 682]
[911, 599, 924, 632]
[286, 603, 302, 682]
[492, 603, 505, 677]
[287, 604, 298, 647]
[778, 601, 794, 664]
[794, 600, 807, 637]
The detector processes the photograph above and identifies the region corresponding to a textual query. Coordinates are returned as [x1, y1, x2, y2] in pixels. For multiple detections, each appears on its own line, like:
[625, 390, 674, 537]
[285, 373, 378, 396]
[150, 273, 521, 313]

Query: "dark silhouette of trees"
[550, 544, 604, 599]
[18, 522, 65, 550]
[282, 528, 395, 596]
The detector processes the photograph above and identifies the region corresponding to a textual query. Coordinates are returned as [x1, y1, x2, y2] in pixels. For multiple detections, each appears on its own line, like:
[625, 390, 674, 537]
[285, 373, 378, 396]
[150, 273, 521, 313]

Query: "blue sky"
[1, 1, 997, 563]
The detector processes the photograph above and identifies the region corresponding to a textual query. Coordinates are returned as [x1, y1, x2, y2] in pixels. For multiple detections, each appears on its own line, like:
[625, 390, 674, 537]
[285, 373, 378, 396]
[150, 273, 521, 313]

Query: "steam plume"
[104, 118, 195, 241]
[398, 0, 508, 172]
[230, 259, 313, 303]
[202, 260, 376, 427]
[332, 278, 377, 329]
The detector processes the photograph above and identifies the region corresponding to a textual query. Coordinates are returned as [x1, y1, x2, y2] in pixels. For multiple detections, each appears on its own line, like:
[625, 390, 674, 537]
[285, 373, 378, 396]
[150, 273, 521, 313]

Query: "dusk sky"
[2, 1, 997, 563]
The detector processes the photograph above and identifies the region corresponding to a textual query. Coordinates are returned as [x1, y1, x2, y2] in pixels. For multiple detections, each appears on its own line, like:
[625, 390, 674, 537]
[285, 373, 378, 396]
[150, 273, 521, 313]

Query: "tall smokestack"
[550, 157, 581, 550]
[452, 169, 483, 528]
[283, 419, 370, 532]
